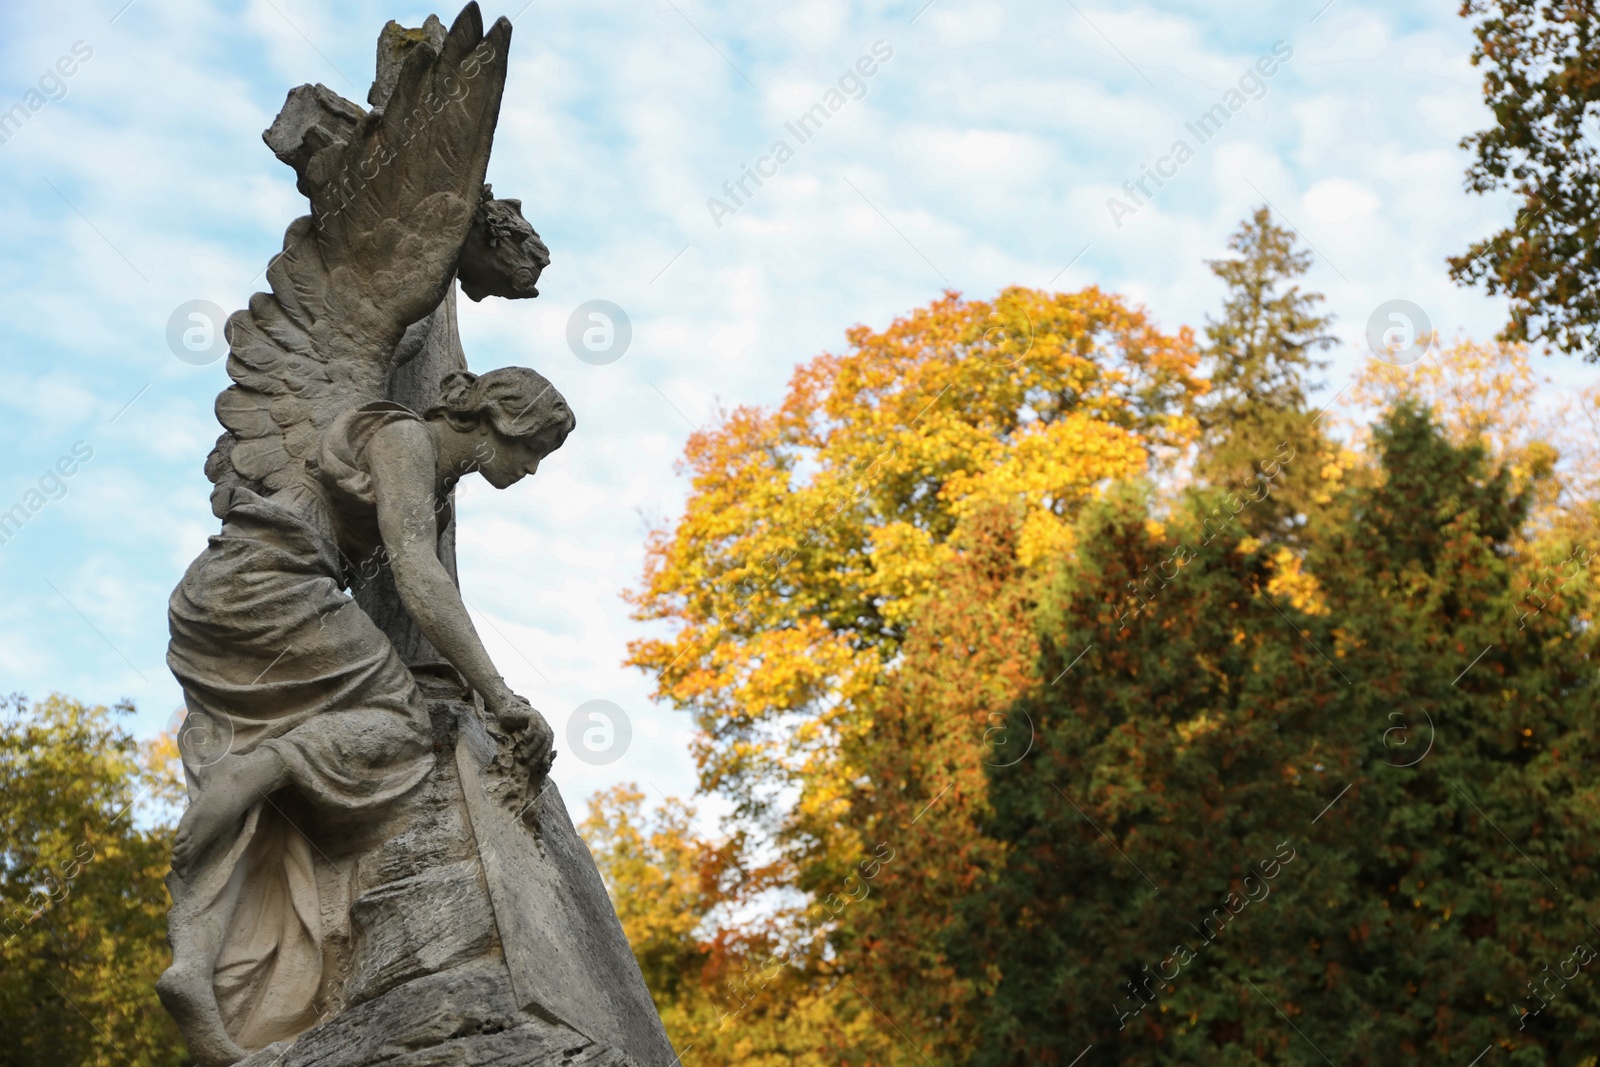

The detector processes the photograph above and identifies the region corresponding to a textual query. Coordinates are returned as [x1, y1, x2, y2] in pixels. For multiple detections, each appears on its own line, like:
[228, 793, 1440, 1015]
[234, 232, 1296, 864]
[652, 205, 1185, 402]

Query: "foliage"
[582, 784, 886, 1065]
[1197, 206, 1336, 535]
[0, 694, 183, 1067]
[960, 402, 1600, 1064]
[1450, 0, 1600, 359]
[605, 232, 1600, 1065]
[626, 284, 1202, 841]
[581, 784, 717, 1004]
[1352, 337, 1583, 533]
[610, 513, 1050, 1067]
[622, 284, 1204, 1062]
[823, 504, 1044, 1064]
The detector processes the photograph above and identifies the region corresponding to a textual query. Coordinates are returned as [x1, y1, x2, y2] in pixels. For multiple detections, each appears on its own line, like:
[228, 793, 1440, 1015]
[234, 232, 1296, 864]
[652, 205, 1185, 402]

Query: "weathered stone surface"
[235, 960, 633, 1067]
[210, 699, 673, 1067]
[344, 858, 497, 1006]
[457, 724, 679, 1067]
[370, 16, 448, 110]
[261, 83, 365, 197]
[344, 701, 480, 888]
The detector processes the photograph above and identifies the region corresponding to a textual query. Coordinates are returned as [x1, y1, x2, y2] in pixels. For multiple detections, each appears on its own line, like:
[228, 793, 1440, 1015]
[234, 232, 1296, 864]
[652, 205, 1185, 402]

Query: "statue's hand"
[485, 689, 554, 766]
[485, 685, 533, 730]
[521, 707, 555, 775]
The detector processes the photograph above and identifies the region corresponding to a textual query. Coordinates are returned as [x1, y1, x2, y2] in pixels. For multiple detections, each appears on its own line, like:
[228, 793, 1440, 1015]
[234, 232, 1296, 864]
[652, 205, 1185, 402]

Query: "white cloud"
[925, 2, 1008, 48]
[1303, 177, 1380, 226]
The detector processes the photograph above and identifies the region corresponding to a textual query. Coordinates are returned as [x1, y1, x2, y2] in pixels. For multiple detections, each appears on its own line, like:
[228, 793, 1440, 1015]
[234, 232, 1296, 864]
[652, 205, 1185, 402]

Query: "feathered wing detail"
[206, 4, 512, 515]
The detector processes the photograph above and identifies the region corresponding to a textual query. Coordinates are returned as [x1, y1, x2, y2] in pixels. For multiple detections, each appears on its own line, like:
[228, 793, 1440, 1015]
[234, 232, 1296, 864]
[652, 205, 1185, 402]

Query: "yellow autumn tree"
[623, 286, 1204, 1056]
[628, 286, 1201, 831]
[0, 694, 185, 1066]
[583, 784, 887, 1065]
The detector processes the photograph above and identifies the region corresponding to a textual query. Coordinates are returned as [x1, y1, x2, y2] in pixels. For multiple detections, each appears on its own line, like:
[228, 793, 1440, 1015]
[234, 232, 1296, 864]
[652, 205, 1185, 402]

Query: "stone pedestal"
[236, 698, 677, 1067]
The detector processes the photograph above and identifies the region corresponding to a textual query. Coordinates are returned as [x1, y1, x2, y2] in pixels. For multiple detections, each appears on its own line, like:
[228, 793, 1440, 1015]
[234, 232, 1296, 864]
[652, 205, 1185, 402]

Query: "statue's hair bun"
[436, 370, 479, 412]
[427, 366, 575, 447]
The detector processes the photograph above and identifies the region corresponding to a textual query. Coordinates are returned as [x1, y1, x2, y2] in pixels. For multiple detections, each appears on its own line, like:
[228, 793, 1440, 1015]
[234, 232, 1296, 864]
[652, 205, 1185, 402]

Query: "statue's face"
[458, 198, 549, 301]
[477, 431, 547, 489]
[473, 401, 576, 490]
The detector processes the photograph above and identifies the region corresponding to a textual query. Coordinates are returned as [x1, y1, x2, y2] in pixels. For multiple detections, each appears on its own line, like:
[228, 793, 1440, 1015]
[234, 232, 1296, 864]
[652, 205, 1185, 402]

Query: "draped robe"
[165, 403, 438, 1048]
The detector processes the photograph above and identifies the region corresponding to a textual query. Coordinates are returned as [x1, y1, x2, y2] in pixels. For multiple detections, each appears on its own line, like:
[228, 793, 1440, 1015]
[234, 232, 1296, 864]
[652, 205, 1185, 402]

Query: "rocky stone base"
[224, 695, 674, 1067]
[236, 958, 636, 1067]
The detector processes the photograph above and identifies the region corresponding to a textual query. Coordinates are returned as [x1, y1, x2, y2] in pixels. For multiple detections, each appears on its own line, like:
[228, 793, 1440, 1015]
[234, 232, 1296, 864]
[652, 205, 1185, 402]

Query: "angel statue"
[155, 8, 605, 1065]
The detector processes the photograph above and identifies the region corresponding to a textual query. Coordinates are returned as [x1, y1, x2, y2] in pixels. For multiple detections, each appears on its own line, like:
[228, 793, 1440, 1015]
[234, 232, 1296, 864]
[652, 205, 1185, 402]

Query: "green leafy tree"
[960, 401, 1600, 1064]
[1197, 206, 1335, 535]
[1450, 0, 1600, 359]
[0, 694, 183, 1067]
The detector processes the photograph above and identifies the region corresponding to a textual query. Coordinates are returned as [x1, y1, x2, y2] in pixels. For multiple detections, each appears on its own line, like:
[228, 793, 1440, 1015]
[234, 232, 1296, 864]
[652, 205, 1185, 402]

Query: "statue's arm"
[366, 421, 519, 715]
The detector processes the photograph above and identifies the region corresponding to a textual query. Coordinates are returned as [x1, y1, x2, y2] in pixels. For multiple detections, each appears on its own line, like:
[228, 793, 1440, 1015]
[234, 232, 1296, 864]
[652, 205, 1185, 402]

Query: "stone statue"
[159, 8, 677, 1066]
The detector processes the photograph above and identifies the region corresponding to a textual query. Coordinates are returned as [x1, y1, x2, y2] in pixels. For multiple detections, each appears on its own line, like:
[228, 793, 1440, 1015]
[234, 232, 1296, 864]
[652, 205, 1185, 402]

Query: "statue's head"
[458, 185, 549, 302]
[428, 367, 575, 487]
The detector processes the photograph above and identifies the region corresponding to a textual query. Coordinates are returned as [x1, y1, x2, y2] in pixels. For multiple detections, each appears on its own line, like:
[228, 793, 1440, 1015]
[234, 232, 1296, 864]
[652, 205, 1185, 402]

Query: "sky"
[0, 0, 1566, 825]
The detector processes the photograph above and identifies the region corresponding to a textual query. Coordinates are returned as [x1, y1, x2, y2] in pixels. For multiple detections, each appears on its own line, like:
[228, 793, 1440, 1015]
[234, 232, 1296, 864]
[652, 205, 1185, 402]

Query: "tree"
[958, 400, 1600, 1063]
[820, 503, 1044, 1065]
[608, 271, 1600, 1064]
[1196, 206, 1335, 535]
[1450, 0, 1600, 359]
[623, 286, 1204, 1062]
[580, 784, 718, 1008]
[955, 481, 1343, 1063]
[582, 784, 882, 1065]
[0, 694, 184, 1067]
[1350, 337, 1561, 519]
[627, 285, 1202, 834]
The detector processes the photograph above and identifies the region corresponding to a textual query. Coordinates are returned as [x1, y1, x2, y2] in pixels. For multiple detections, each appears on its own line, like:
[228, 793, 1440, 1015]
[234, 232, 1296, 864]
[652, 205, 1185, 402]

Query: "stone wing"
[205, 3, 512, 515]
